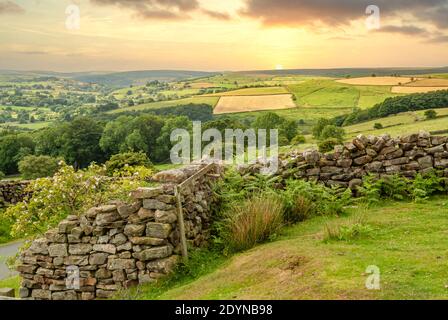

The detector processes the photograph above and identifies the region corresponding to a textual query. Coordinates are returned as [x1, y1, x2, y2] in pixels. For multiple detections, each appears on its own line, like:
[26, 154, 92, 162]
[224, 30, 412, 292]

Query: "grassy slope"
[205, 87, 289, 97]
[108, 96, 219, 114]
[136, 197, 448, 300]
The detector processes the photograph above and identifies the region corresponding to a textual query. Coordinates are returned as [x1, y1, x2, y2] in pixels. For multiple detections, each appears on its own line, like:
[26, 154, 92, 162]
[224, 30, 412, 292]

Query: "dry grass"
[405, 78, 448, 87]
[223, 195, 284, 252]
[391, 86, 448, 94]
[213, 94, 296, 114]
[337, 76, 414, 86]
[206, 87, 289, 97]
[188, 82, 216, 89]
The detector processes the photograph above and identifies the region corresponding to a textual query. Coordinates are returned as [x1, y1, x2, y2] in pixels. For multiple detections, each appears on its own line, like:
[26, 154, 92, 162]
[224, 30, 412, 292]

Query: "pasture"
[391, 87, 448, 94]
[336, 76, 414, 86]
[213, 94, 296, 114]
[205, 86, 289, 97]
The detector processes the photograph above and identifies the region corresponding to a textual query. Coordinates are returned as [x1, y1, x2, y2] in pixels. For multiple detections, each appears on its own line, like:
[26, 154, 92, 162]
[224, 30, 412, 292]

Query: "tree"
[320, 125, 345, 142]
[424, 109, 437, 120]
[105, 151, 152, 176]
[61, 117, 105, 168]
[373, 123, 383, 130]
[0, 133, 35, 174]
[312, 118, 332, 139]
[18, 155, 60, 179]
[318, 138, 340, 153]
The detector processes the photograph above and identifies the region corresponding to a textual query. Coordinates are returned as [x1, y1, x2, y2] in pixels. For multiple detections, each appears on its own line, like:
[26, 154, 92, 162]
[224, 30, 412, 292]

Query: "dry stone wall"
[0, 180, 31, 208]
[242, 131, 448, 189]
[16, 164, 222, 300]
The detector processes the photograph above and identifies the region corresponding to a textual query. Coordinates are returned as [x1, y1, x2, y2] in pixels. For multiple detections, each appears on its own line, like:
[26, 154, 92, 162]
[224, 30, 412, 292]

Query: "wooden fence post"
[174, 185, 188, 261]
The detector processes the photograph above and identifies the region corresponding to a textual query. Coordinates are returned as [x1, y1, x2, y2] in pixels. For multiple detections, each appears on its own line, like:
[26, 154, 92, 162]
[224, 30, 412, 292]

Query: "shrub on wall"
[18, 155, 61, 179]
[105, 151, 153, 176]
[5, 162, 151, 238]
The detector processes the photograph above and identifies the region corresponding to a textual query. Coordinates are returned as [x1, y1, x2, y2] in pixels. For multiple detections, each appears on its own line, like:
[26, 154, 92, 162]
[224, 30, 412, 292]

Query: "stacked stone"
[16, 164, 221, 300]
[0, 181, 31, 207]
[245, 132, 448, 189]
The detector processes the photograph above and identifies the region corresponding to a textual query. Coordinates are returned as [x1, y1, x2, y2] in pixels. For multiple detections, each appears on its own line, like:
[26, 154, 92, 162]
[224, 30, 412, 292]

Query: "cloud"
[376, 25, 428, 36]
[90, 0, 230, 20]
[14, 51, 48, 55]
[426, 35, 448, 43]
[241, 0, 448, 29]
[90, 0, 199, 20]
[0, 1, 25, 15]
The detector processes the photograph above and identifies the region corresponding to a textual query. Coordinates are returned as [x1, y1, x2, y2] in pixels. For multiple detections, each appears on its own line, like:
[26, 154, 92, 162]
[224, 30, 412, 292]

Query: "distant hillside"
[72, 70, 217, 87]
[242, 67, 448, 78]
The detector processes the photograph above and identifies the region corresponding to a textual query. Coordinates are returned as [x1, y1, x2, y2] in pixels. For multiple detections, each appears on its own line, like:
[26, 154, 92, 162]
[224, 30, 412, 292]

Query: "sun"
[275, 64, 284, 70]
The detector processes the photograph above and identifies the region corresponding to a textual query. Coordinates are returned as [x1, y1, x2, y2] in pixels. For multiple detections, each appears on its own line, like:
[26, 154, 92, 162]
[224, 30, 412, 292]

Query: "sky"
[0, 0, 447, 72]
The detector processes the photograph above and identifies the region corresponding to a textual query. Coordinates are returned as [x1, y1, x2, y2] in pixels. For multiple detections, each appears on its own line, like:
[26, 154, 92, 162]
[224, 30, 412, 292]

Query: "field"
[336, 76, 414, 86]
[205, 86, 289, 96]
[391, 87, 448, 94]
[130, 197, 448, 300]
[344, 108, 448, 138]
[214, 94, 296, 114]
[406, 78, 448, 86]
[108, 96, 220, 114]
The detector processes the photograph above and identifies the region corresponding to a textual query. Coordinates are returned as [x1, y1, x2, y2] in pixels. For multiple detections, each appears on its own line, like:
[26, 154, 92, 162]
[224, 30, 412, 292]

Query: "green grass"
[108, 97, 219, 114]
[0, 121, 51, 130]
[206, 86, 289, 96]
[128, 197, 448, 300]
[345, 108, 448, 138]
[288, 79, 401, 110]
[0, 276, 20, 296]
[0, 212, 13, 244]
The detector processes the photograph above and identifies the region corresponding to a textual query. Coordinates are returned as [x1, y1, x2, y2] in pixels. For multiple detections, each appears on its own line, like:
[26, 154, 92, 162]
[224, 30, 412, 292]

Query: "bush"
[323, 213, 372, 242]
[105, 152, 152, 176]
[5, 162, 150, 238]
[373, 123, 383, 130]
[291, 134, 306, 145]
[320, 125, 345, 141]
[222, 194, 284, 252]
[318, 138, 340, 153]
[424, 109, 437, 120]
[18, 155, 60, 179]
[0, 171, 5, 180]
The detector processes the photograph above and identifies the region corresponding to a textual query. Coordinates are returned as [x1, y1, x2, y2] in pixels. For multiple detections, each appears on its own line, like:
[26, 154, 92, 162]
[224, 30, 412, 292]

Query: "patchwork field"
[206, 86, 289, 97]
[406, 78, 448, 86]
[337, 76, 414, 86]
[391, 87, 448, 94]
[214, 94, 296, 114]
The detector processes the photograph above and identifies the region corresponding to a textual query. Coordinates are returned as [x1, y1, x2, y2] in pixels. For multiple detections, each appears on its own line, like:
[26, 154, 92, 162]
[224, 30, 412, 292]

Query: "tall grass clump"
[323, 212, 373, 242]
[222, 194, 284, 252]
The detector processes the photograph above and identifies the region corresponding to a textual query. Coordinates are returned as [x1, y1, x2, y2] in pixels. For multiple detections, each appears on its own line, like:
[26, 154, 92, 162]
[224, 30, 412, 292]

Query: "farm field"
[391, 87, 448, 94]
[108, 96, 219, 113]
[344, 108, 448, 138]
[214, 94, 296, 114]
[336, 76, 414, 86]
[205, 86, 289, 96]
[405, 78, 448, 87]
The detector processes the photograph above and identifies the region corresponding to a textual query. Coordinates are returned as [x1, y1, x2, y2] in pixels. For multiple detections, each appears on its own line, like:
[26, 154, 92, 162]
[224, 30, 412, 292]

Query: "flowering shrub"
[4, 162, 153, 238]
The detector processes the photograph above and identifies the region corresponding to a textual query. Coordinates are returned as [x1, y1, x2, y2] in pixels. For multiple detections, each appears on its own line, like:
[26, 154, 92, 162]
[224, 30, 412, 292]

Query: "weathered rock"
[131, 187, 164, 199]
[129, 237, 166, 246]
[89, 253, 109, 265]
[154, 210, 177, 223]
[146, 223, 172, 239]
[124, 224, 145, 237]
[107, 259, 135, 270]
[132, 246, 172, 261]
[68, 244, 92, 255]
[142, 199, 173, 211]
[48, 244, 68, 257]
[93, 244, 117, 255]
[418, 156, 433, 169]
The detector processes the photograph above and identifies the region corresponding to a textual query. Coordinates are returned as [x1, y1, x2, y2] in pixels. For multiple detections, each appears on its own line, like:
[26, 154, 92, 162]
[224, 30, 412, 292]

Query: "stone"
[320, 166, 342, 174]
[348, 179, 363, 190]
[31, 289, 51, 300]
[131, 187, 164, 199]
[143, 199, 173, 211]
[107, 259, 135, 270]
[45, 229, 66, 243]
[64, 255, 89, 266]
[129, 237, 166, 246]
[426, 144, 445, 154]
[146, 223, 172, 239]
[401, 134, 419, 143]
[403, 162, 420, 171]
[93, 244, 116, 254]
[354, 155, 372, 166]
[132, 246, 172, 261]
[19, 287, 29, 298]
[16, 264, 37, 274]
[344, 142, 357, 152]
[431, 136, 448, 145]
[58, 220, 78, 234]
[110, 233, 127, 246]
[435, 159, 448, 168]
[124, 224, 145, 237]
[146, 256, 179, 274]
[89, 253, 109, 265]
[337, 159, 352, 168]
[383, 157, 409, 166]
[418, 156, 433, 169]
[69, 244, 92, 255]
[48, 244, 68, 257]
[95, 268, 112, 279]
[96, 289, 115, 299]
[52, 290, 77, 300]
[0, 288, 15, 298]
[385, 149, 404, 160]
[117, 242, 133, 251]
[95, 211, 121, 226]
[154, 210, 177, 223]
[28, 238, 49, 255]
